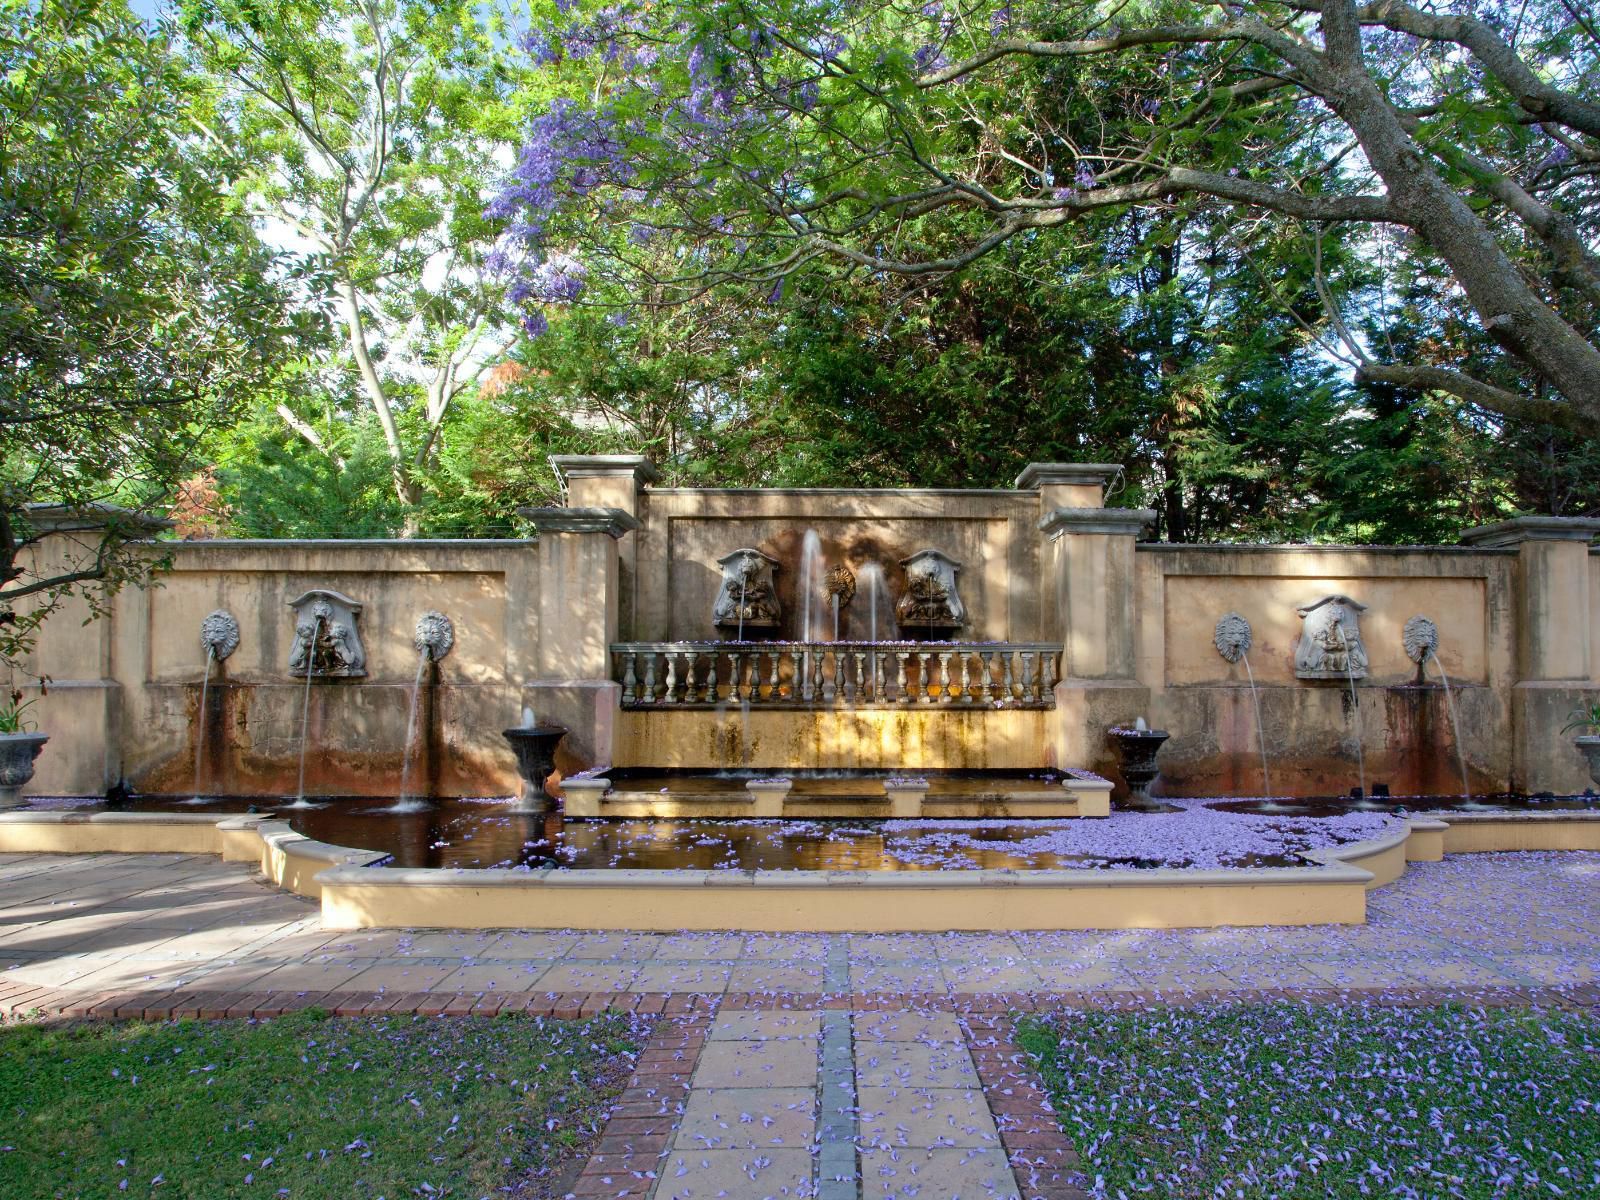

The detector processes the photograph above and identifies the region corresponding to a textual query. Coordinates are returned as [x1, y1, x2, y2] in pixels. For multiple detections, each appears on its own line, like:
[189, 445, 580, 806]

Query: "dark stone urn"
[1578, 735, 1600, 792]
[1107, 725, 1173, 813]
[503, 724, 567, 813]
[0, 732, 48, 810]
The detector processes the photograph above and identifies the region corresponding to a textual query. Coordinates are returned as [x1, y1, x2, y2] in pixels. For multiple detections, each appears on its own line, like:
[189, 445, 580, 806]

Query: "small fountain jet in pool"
[1296, 595, 1373, 807]
[1403, 615, 1486, 808]
[1107, 717, 1177, 813]
[1214, 613, 1290, 812]
[286, 589, 366, 808]
[389, 611, 453, 813]
[187, 610, 240, 803]
[503, 708, 567, 814]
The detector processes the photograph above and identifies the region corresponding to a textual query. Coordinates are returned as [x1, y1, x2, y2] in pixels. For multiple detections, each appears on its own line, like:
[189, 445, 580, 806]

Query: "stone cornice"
[1039, 507, 1157, 538]
[547, 454, 660, 485]
[20, 502, 173, 536]
[517, 507, 642, 538]
[1460, 516, 1600, 547]
[1013, 462, 1124, 491]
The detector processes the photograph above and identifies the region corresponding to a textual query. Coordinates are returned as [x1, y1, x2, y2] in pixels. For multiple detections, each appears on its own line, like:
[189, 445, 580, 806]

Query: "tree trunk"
[1319, 0, 1600, 425]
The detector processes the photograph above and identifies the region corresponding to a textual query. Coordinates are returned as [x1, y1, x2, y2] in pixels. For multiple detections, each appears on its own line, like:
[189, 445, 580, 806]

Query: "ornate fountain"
[503, 711, 567, 813]
[712, 548, 782, 638]
[896, 548, 966, 639]
[1107, 718, 1174, 812]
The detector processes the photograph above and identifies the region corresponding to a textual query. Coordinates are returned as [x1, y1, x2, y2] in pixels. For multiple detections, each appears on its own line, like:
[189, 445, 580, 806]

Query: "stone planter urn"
[503, 723, 567, 814]
[1107, 724, 1172, 813]
[0, 732, 48, 810]
[1577, 735, 1600, 791]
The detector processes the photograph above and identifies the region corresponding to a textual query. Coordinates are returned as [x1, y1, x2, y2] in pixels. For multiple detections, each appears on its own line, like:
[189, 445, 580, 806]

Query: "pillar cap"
[517, 507, 641, 538]
[1039, 507, 1156, 538]
[1460, 515, 1600, 547]
[1014, 462, 1123, 491]
[548, 454, 660, 486]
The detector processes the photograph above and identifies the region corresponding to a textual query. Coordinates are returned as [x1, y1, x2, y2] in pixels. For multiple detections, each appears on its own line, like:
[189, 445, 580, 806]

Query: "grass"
[0, 1009, 649, 1199]
[1015, 1002, 1600, 1200]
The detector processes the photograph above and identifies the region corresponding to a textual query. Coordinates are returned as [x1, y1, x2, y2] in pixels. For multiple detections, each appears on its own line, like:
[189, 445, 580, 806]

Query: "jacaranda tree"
[490, 0, 1600, 434]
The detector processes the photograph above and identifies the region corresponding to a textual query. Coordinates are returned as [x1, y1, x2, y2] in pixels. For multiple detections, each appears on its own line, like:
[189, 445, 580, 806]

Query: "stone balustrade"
[611, 641, 1061, 708]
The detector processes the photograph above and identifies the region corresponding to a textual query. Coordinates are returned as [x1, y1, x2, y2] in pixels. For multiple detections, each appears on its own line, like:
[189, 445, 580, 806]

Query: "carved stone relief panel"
[896, 548, 966, 638]
[287, 589, 367, 677]
[1294, 594, 1369, 680]
[712, 549, 782, 635]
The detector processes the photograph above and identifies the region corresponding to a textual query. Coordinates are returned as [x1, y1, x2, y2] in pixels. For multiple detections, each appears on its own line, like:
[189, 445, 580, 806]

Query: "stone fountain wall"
[11, 456, 1599, 799]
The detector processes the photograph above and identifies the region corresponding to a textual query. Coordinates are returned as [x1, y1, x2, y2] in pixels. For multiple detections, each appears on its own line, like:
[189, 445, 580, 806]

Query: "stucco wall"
[21, 540, 540, 798]
[13, 485, 1596, 801]
[628, 489, 1043, 643]
[1133, 545, 1518, 798]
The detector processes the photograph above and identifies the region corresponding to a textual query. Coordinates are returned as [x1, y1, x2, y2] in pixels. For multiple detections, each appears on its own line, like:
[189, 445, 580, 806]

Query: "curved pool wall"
[4, 809, 1597, 932]
[12, 465, 1600, 803]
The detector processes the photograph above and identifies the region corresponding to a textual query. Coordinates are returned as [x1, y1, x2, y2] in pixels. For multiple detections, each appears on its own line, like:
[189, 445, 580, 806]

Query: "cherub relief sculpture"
[286, 590, 367, 677]
[1294, 594, 1369, 680]
[712, 549, 782, 635]
[896, 549, 967, 637]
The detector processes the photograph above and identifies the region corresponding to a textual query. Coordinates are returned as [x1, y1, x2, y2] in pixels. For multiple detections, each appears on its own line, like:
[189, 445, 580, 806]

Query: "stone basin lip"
[3, 807, 1596, 930]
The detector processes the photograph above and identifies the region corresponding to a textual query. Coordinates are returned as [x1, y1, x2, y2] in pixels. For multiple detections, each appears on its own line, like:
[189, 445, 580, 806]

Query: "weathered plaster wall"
[21, 540, 540, 798]
[1133, 545, 1518, 798]
[628, 489, 1042, 643]
[14, 474, 1597, 800]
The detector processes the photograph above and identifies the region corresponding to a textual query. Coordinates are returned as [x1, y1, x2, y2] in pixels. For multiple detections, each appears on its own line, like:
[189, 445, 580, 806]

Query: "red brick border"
[566, 1007, 714, 1199]
[964, 1013, 1088, 1200]
[4, 982, 1599, 1023]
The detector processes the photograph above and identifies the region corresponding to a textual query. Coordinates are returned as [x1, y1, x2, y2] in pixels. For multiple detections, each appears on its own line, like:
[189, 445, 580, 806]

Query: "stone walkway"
[3, 850, 1599, 1199]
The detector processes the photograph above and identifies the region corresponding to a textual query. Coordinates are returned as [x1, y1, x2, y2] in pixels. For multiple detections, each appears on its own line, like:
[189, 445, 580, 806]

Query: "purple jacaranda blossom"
[767, 276, 785, 304]
[913, 44, 948, 73]
[797, 79, 820, 110]
[522, 28, 560, 66]
[1075, 160, 1097, 189]
[606, 311, 629, 327]
[1536, 143, 1572, 171]
[990, 5, 1012, 36]
[528, 253, 586, 302]
[522, 311, 549, 337]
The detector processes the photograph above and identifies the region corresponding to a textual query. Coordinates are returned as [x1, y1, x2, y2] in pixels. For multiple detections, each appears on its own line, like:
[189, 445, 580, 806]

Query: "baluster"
[800, 649, 813, 703]
[869, 648, 882, 702]
[732, 650, 746, 701]
[959, 651, 972, 704]
[822, 647, 837, 703]
[683, 651, 697, 704]
[789, 648, 802, 701]
[1045, 650, 1061, 694]
[699, 649, 715, 702]
[1022, 651, 1037, 702]
[765, 649, 779, 701]
[621, 651, 637, 704]
[841, 650, 856, 704]
[1001, 652, 1014, 704]
[663, 651, 678, 704]
[937, 651, 953, 703]
[979, 651, 993, 703]
[853, 651, 867, 705]
[642, 652, 658, 704]
[896, 651, 910, 703]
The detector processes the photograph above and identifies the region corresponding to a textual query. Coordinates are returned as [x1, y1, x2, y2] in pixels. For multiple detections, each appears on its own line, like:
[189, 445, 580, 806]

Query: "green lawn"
[1016, 1003, 1600, 1200]
[0, 1009, 647, 1200]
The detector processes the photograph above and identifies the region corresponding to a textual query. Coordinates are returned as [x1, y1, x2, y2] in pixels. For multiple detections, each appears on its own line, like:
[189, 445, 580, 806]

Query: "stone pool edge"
[5, 808, 1597, 931]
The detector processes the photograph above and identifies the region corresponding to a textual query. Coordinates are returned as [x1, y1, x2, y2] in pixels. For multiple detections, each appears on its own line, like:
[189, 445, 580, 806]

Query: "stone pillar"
[515, 506, 641, 772]
[1461, 516, 1600, 794]
[1039, 504, 1156, 779]
[548, 455, 657, 640]
[1015, 463, 1123, 645]
[10, 504, 169, 796]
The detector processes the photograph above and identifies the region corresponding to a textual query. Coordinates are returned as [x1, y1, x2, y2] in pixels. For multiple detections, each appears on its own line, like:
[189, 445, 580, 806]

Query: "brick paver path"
[4, 849, 1598, 1198]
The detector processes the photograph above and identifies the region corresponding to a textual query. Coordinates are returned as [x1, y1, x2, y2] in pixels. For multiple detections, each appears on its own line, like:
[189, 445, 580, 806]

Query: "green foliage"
[0, 688, 38, 733]
[1563, 703, 1600, 736]
[0, 0, 292, 667]
[180, 0, 529, 522]
[0, 1010, 643, 1198]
